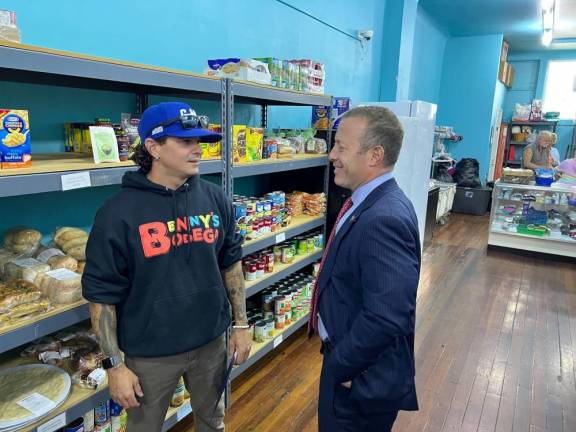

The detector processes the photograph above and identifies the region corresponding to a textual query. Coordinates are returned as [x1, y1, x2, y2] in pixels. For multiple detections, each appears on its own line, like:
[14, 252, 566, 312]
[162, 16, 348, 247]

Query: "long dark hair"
[131, 137, 166, 174]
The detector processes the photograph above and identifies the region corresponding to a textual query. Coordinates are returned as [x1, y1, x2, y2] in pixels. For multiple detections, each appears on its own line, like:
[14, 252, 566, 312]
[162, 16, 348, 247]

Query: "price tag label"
[37, 413, 66, 432]
[61, 171, 91, 191]
[275, 233, 286, 244]
[176, 403, 192, 421]
[273, 334, 283, 349]
[17, 393, 56, 416]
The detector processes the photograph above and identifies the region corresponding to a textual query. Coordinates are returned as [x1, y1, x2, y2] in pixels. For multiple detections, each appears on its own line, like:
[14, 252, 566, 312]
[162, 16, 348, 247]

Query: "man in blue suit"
[309, 106, 420, 432]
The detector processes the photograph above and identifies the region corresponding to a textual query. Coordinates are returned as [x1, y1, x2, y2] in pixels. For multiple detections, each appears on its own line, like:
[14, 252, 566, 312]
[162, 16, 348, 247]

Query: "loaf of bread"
[54, 227, 88, 261]
[76, 261, 86, 274]
[34, 268, 82, 304]
[4, 227, 42, 255]
[0, 299, 50, 325]
[34, 246, 78, 271]
[4, 258, 51, 283]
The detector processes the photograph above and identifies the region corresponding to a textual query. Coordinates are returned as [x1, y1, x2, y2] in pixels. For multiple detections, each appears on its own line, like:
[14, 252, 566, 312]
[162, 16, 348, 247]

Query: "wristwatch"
[102, 355, 123, 370]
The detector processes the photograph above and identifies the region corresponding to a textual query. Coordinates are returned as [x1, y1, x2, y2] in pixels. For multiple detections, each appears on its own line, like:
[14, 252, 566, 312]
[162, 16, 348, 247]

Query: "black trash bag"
[434, 163, 454, 183]
[453, 158, 481, 188]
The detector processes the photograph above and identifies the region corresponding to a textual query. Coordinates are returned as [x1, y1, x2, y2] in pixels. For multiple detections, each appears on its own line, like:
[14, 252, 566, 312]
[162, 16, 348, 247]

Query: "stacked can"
[242, 248, 276, 281]
[234, 192, 289, 241]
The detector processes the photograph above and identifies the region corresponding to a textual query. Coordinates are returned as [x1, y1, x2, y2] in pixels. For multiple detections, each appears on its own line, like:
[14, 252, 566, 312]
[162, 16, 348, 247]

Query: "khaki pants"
[125, 333, 226, 432]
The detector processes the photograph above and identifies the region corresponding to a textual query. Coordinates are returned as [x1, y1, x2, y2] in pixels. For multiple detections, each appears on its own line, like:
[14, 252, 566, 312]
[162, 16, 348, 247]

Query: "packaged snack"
[0, 109, 31, 169]
[263, 137, 278, 159]
[246, 127, 264, 162]
[170, 377, 186, 407]
[312, 106, 330, 130]
[205, 58, 271, 85]
[233, 125, 247, 163]
[255, 58, 283, 87]
[89, 126, 120, 163]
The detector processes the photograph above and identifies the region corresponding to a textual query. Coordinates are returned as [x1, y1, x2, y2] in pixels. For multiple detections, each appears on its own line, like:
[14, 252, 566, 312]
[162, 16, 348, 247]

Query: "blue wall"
[504, 50, 576, 160]
[437, 34, 504, 183]
[1, 0, 389, 236]
[409, 5, 448, 104]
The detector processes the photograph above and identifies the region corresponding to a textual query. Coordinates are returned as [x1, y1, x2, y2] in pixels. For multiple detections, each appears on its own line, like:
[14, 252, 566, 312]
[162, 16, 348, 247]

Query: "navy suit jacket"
[318, 178, 420, 413]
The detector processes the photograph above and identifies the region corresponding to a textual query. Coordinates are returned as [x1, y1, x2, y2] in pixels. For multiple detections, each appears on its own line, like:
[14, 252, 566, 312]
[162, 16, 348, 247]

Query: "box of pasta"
[0, 109, 32, 169]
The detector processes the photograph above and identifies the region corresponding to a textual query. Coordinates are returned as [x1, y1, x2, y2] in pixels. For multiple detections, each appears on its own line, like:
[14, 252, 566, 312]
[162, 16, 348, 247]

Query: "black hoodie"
[82, 170, 242, 357]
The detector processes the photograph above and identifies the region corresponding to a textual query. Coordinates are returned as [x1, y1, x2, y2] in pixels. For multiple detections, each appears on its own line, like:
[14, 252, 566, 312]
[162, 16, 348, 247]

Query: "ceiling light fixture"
[541, 0, 556, 46]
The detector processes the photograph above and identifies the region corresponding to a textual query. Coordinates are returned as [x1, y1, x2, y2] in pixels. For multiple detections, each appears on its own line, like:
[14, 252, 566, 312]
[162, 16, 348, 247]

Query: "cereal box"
[200, 124, 222, 160]
[246, 127, 264, 162]
[0, 109, 31, 169]
[233, 125, 247, 163]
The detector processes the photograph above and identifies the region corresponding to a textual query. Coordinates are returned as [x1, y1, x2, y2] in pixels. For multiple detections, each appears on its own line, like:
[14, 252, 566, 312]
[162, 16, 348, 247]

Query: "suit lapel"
[318, 179, 400, 294]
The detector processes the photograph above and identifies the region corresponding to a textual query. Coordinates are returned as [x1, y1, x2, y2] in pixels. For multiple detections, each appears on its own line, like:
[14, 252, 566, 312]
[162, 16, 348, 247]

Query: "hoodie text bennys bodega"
[139, 212, 220, 258]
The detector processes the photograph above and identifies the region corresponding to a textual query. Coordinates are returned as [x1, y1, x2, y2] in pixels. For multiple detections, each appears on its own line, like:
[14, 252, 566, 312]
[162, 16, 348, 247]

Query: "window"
[543, 60, 576, 120]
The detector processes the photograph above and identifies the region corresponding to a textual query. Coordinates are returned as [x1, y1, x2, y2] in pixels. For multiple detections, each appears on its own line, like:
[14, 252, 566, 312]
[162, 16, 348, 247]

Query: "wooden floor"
[174, 214, 576, 432]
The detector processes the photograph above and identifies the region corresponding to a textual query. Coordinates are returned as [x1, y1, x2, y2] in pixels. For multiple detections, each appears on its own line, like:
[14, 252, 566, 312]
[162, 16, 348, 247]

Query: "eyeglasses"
[149, 113, 209, 137]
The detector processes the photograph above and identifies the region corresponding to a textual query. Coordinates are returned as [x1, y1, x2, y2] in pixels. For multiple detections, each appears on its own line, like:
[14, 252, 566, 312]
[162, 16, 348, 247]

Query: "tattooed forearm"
[89, 303, 122, 359]
[222, 261, 247, 325]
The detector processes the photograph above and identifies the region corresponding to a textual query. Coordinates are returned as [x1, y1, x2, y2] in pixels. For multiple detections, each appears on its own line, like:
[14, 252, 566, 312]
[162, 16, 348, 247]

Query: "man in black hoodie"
[82, 102, 251, 432]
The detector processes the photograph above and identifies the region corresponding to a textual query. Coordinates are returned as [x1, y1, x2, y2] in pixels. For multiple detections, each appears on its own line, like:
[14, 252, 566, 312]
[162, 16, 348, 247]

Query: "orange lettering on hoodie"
[139, 222, 171, 258]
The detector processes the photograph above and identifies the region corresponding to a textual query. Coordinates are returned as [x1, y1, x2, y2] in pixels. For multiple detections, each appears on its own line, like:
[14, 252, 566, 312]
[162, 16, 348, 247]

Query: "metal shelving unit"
[245, 251, 322, 298]
[0, 302, 89, 353]
[0, 42, 329, 431]
[241, 216, 325, 256]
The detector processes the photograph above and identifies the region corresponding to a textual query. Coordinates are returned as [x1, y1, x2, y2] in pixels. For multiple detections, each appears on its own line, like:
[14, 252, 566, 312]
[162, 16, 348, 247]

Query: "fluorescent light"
[541, 0, 555, 11]
[543, 9, 554, 29]
[542, 29, 553, 46]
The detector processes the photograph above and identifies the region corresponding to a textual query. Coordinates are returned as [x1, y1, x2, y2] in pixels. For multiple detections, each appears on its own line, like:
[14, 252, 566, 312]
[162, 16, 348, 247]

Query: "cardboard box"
[232, 125, 247, 163]
[200, 124, 222, 160]
[0, 109, 31, 169]
[312, 97, 350, 130]
[246, 127, 264, 161]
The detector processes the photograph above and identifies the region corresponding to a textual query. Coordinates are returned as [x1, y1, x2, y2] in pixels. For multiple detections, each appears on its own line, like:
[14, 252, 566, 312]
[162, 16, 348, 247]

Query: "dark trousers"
[319, 344, 398, 432]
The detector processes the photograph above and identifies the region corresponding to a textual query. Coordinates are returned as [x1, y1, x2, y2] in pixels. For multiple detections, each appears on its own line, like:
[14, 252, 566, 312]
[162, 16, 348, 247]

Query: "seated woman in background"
[522, 130, 555, 170]
[550, 132, 561, 166]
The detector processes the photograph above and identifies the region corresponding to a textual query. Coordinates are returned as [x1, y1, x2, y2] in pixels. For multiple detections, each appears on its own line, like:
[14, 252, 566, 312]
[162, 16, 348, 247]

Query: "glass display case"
[488, 180, 576, 257]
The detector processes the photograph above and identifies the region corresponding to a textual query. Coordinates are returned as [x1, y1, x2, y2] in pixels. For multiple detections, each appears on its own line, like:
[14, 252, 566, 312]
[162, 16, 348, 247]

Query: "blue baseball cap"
[138, 102, 222, 143]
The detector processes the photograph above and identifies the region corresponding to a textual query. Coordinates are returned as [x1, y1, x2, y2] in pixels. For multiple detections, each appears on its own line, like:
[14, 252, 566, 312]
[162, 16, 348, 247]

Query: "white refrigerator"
[357, 101, 437, 245]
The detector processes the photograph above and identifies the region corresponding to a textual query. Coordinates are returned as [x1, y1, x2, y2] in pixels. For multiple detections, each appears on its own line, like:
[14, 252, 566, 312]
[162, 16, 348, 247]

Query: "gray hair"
[537, 130, 554, 142]
[340, 106, 404, 167]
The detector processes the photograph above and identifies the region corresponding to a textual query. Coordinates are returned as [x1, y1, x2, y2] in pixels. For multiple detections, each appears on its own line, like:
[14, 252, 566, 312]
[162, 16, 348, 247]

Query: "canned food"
[275, 313, 286, 330]
[282, 247, 294, 264]
[274, 296, 285, 315]
[266, 318, 275, 338]
[264, 311, 275, 320]
[292, 306, 298, 321]
[263, 294, 274, 312]
[95, 400, 110, 425]
[285, 309, 292, 325]
[255, 321, 266, 343]
[256, 261, 265, 278]
[245, 262, 257, 281]
[307, 238, 315, 252]
[297, 238, 308, 255]
[274, 246, 283, 262]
